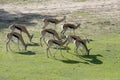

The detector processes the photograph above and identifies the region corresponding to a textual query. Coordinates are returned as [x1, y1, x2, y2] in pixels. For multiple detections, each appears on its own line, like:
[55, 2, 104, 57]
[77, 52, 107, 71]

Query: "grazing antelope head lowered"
[63, 34, 91, 55]
[9, 24, 33, 42]
[40, 28, 62, 47]
[6, 32, 28, 51]
[46, 36, 68, 58]
[75, 39, 91, 55]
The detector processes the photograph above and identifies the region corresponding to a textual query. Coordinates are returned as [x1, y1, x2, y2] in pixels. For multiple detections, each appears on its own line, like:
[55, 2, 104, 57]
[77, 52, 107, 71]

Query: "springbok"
[6, 32, 27, 51]
[40, 28, 61, 47]
[61, 23, 81, 35]
[46, 38, 67, 58]
[9, 24, 33, 42]
[42, 16, 66, 29]
[66, 35, 90, 52]
[74, 39, 91, 55]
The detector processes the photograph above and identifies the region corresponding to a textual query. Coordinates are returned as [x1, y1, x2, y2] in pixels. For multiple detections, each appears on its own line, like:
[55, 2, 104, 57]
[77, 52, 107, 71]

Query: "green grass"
[0, 27, 120, 80]
[0, 3, 120, 79]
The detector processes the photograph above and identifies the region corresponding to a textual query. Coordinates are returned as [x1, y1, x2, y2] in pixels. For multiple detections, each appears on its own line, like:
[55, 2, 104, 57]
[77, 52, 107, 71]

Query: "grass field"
[0, 0, 120, 80]
[0, 30, 120, 80]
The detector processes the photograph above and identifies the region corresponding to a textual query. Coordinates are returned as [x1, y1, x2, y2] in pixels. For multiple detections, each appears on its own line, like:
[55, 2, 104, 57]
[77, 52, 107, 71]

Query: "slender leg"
[74, 46, 77, 53]
[66, 42, 69, 52]
[49, 48, 52, 57]
[43, 38, 48, 46]
[74, 44, 80, 55]
[40, 36, 46, 47]
[54, 46, 62, 58]
[60, 47, 64, 57]
[46, 45, 52, 58]
[6, 39, 10, 51]
[7, 40, 13, 51]
[40, 36, 43, 47]
[46, 47, 49, 58]
[30, 34, 33, 42]
[18, 39, 20, 50]
[54, 46, 58, 58]
[79, 43, 86, 55]
[53, 46, 64, 58]
[9, 40, 12, 51]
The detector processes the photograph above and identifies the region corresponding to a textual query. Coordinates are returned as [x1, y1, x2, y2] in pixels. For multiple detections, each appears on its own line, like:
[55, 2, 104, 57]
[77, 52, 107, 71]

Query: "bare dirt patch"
[0, 0, 120, 18]
[0, 0, 120, 29]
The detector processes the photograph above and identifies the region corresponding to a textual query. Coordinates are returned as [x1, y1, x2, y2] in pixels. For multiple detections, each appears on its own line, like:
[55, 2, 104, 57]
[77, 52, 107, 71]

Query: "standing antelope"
[40, 28, 61, 47]
[42, 16, 66, 29]
[46, 38, 67, 58]
[9, 24, 33, 42]
[61, 23, 81, 35]
[6, 32, 27, 51]
[66, 35, 90, 52]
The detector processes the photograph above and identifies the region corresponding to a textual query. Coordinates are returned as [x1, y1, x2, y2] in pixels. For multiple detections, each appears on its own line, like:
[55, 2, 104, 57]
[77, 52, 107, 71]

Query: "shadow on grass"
[106, 49, 111, 52]
[59, 59, 89, 64]
[27, 42, 39, 46]
[53, 46, 71, 50]
[0, 9, 56, 29]
[16, 51, 36, 55]
[55, 57, 89, 64]
[77, 54, 103, 64]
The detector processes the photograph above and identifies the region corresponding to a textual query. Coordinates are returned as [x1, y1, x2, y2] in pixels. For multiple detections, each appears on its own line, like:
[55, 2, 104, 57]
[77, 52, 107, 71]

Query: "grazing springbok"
[40, 28, 61, 47]
[9, 24, 33, 42]
[46, 38, 67, 58]
[61, 23, 81, 35]
[74, 39, 91, 55]
[42, 16, 66, 29]
[65, 35, 90, 52]
[6, 32, 27, 51]
[66, 35, 89, 51]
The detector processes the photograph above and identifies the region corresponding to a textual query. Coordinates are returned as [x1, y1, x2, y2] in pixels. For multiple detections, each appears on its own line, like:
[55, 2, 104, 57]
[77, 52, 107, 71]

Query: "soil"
[0, 0, 119, 18]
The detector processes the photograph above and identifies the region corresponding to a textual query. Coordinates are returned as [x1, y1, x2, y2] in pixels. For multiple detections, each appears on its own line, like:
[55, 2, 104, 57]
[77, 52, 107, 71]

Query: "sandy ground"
[0, 0, 119, 20]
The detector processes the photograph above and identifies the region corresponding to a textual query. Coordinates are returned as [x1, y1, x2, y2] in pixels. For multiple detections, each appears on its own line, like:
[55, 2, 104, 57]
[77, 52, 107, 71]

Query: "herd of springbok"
[6, 16, 91, 58]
